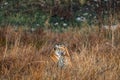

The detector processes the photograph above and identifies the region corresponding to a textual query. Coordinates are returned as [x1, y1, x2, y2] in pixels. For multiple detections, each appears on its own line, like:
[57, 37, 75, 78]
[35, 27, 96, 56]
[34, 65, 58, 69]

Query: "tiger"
[50, 43, 72, 68]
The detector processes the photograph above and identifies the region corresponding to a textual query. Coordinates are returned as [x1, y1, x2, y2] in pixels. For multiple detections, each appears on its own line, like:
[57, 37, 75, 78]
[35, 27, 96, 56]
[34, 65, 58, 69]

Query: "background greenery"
[0, 0, 120, 29]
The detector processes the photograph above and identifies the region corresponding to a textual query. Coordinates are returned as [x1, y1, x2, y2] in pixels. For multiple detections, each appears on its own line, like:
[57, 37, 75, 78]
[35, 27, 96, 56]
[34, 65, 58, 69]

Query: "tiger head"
[50, 43, 72, 67]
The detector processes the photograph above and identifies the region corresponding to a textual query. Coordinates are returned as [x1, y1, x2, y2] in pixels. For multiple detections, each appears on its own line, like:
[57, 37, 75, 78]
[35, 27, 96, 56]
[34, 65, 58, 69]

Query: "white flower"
[31, 28, 36, 32]
[4, 2, 8, 5]
[89, 14, 92, 17]
[94, 16, 97, 19]
[76, 17, 81, 21]
[96, 4, 99, 7]
[60, 17, 64, 20]
[83, 13, 88, 16]
[54, 22, 59, 26]
[76, 16, 86, 22]
[63, 23, 67, 26]
[36, 24, 40, 26]
[1, 6, 3, 9]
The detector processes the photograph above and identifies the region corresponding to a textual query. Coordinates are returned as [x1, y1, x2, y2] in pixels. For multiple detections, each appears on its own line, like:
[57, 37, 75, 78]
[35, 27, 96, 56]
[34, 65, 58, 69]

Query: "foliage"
[0, 0, 120, 28]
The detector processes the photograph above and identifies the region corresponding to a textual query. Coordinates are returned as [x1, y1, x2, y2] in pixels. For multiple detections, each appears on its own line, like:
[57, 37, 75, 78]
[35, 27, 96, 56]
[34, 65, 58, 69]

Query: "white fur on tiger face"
[50, 44, 72, 68]
[54, 44, 66, 57]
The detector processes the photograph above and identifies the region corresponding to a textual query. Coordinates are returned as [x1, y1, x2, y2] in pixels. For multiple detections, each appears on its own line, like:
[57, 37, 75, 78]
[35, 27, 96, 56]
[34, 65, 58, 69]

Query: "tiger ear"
[62, 43, 68, 47]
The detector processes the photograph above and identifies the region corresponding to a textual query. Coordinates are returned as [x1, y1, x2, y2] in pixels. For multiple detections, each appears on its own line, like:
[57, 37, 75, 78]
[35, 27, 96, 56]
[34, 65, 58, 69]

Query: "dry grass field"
[0, 26, 120, 80]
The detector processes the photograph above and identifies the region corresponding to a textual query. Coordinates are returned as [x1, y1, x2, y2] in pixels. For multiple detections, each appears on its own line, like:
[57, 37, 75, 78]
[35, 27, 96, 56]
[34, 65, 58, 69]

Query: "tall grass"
[0, 25, 120, 80]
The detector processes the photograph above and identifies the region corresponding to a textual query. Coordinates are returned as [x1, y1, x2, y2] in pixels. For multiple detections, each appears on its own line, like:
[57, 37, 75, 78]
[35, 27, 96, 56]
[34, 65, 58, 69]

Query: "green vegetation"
[0, 0, 120, 29]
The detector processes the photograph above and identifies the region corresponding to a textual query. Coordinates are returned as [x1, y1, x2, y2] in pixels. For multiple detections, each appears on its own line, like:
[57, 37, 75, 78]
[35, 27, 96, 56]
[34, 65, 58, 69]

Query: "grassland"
[0, 25, 120, 80]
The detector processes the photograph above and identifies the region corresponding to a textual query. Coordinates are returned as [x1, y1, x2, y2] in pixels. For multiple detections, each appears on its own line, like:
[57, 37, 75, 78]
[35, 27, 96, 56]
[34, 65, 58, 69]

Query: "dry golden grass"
[0, 26, 120, 80]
